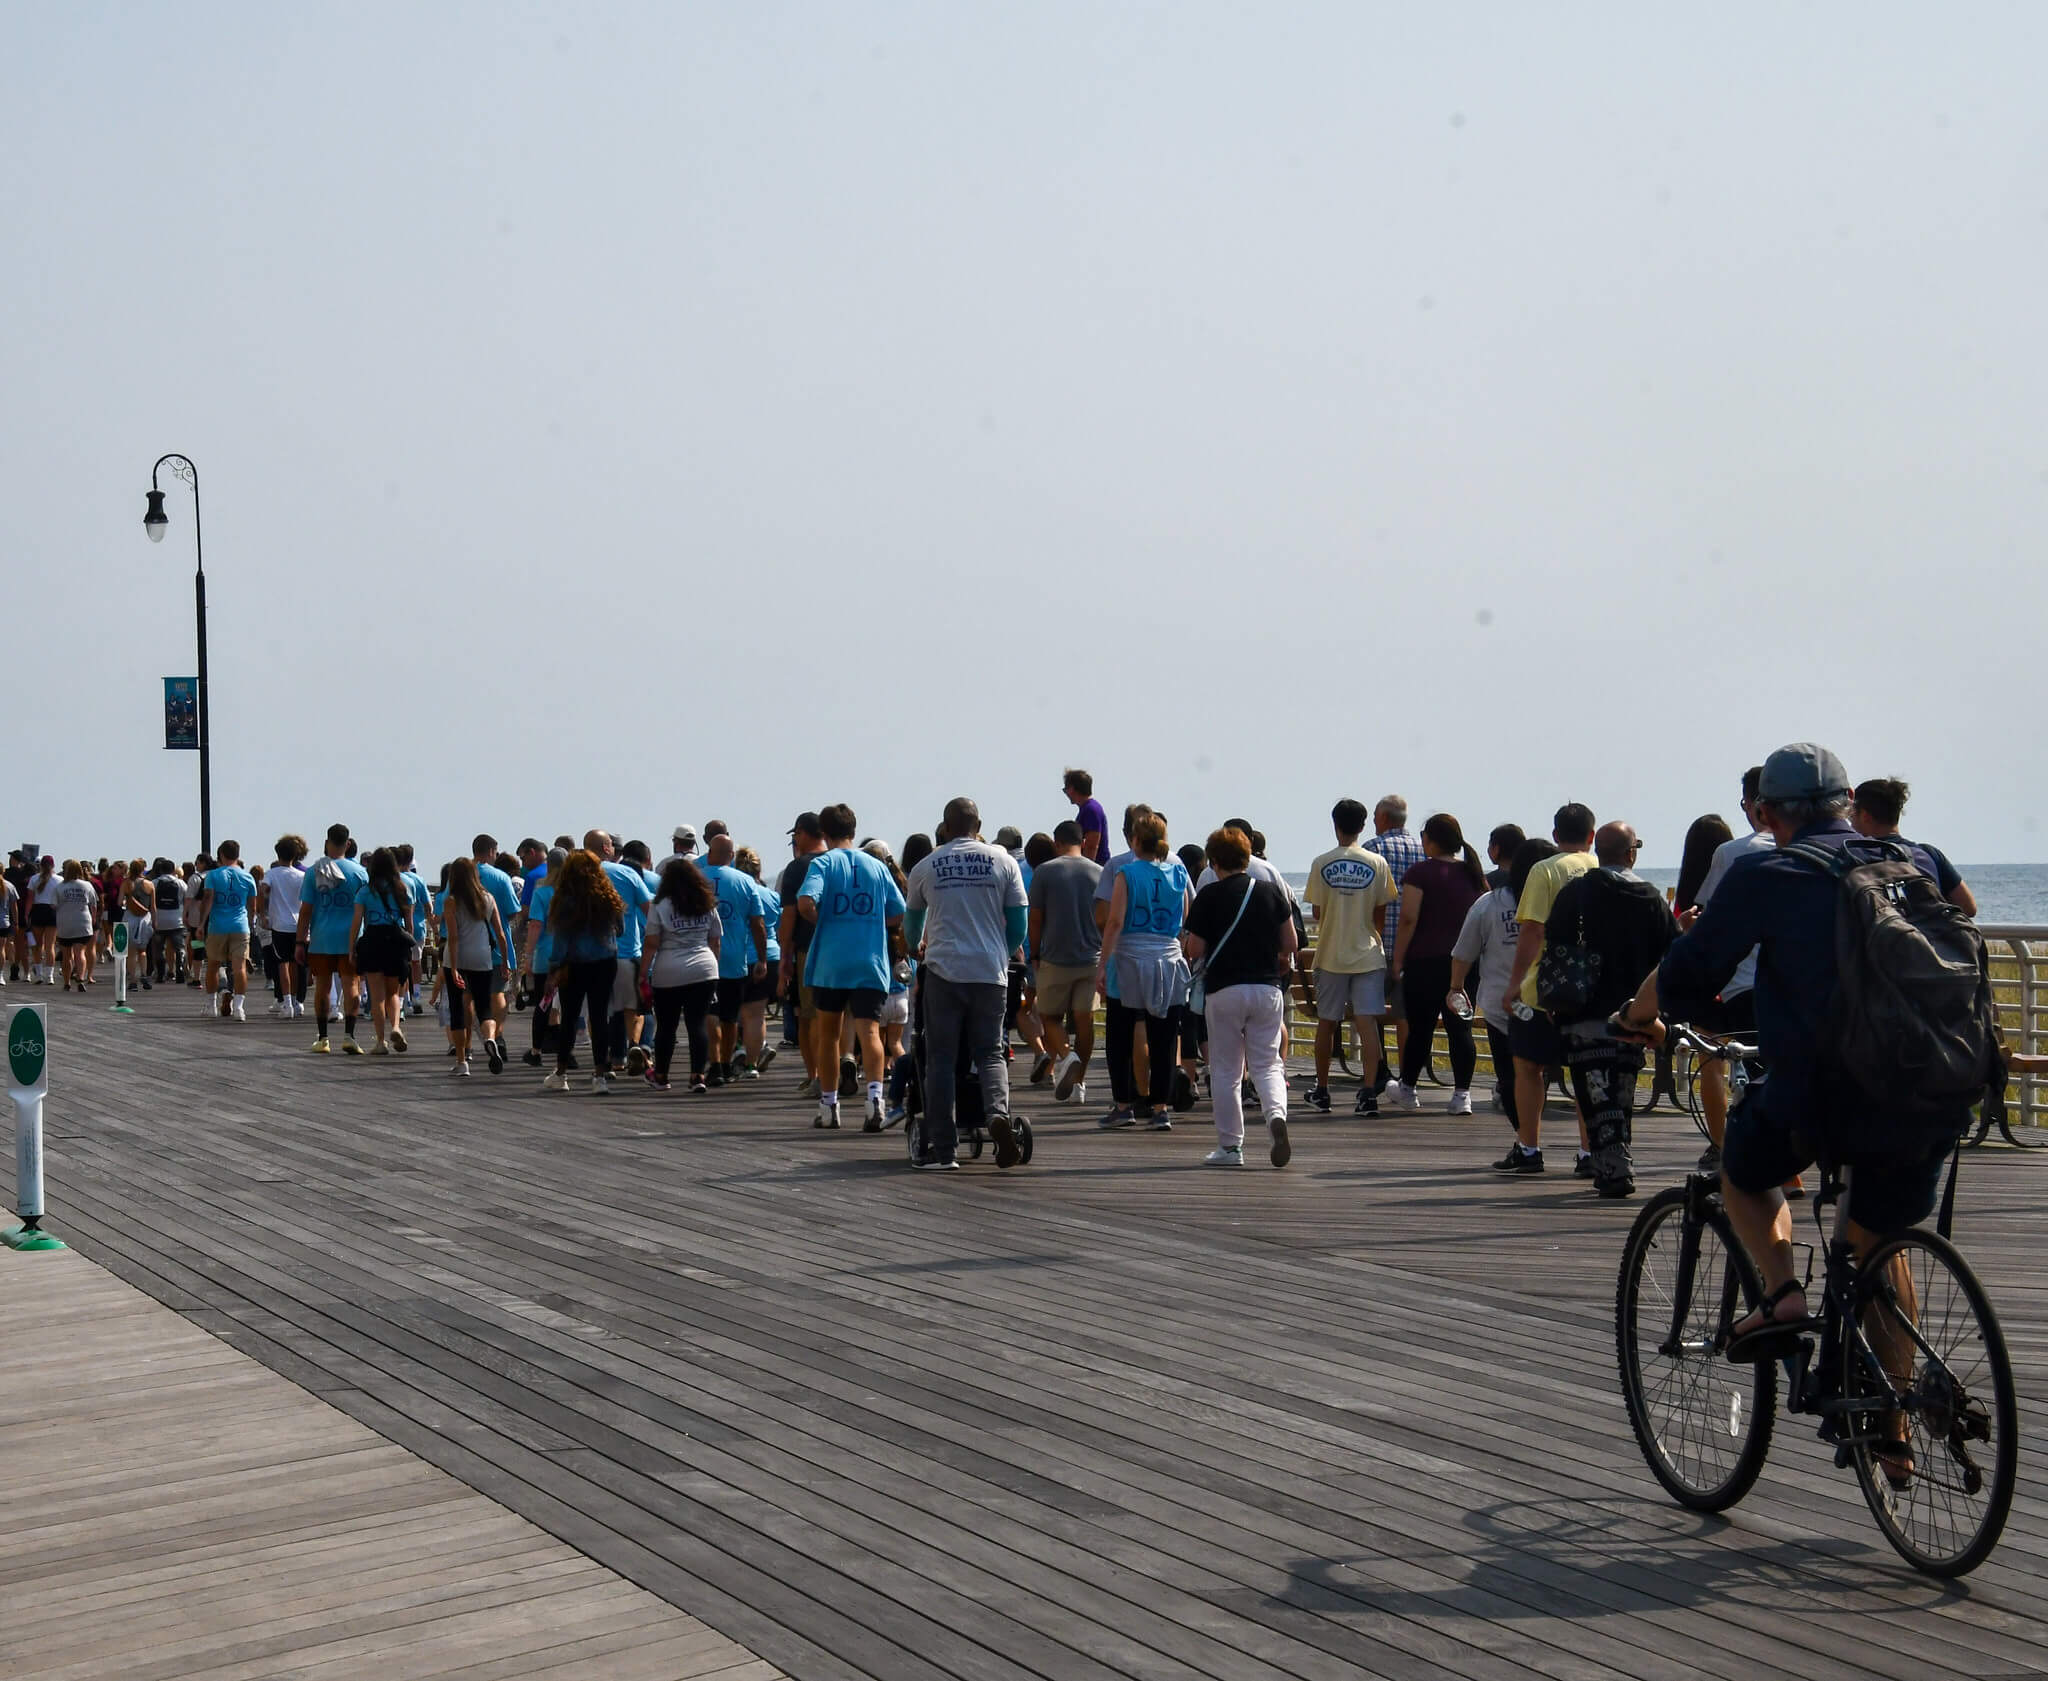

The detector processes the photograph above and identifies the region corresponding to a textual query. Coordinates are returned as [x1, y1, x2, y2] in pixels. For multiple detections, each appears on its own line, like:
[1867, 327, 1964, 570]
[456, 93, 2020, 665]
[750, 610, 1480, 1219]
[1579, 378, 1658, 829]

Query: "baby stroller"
[897, 964, 1034, 1169]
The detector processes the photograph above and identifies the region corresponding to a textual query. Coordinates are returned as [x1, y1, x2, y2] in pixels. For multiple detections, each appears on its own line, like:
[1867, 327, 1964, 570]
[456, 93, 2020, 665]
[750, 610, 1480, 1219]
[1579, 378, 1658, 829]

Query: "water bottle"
[1449, 989, 1474, 1022]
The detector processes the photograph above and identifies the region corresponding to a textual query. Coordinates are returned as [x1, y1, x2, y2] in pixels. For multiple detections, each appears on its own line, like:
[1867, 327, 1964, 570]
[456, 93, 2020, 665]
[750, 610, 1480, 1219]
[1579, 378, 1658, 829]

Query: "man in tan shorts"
[1028, 821, 1103, 1103]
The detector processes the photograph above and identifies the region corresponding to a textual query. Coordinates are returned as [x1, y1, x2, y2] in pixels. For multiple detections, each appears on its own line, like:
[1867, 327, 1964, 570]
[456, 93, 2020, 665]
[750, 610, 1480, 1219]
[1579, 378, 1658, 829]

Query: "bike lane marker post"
[111, 923, 134, 1014]
[4, 1003, 66, 1251]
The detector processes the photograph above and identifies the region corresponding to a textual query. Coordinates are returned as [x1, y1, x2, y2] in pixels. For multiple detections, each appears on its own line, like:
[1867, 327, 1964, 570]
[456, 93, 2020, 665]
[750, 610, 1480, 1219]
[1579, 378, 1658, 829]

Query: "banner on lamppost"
[164, 677, 198, 750]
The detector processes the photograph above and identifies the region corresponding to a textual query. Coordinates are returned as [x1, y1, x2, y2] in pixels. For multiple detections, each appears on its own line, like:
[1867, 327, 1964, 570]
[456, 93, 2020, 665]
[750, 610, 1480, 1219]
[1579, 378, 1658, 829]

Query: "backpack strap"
[1937, 1139, 1962, 1241]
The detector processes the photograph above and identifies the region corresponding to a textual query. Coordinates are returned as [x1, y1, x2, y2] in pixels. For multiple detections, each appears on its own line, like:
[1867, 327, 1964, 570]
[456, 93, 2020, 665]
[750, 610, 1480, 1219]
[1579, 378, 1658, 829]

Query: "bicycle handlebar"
[1662, 1021, 1760, 1063]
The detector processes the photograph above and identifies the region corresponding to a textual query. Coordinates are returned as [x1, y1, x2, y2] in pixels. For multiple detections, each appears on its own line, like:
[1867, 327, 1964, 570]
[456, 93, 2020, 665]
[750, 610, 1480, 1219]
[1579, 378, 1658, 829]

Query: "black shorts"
[812, 985, 885, 1020]
[743, 968, 776, 1005]
[1724, 1090, 1946, 1235]
[1507, 1005, 1565, 1067]
[713, 976, 745, 1023]
[354, 924, 412, 980]
[1689, 988, 1757, 1037]
[28, 905, 56, 931]
[272, 930, 298, 967]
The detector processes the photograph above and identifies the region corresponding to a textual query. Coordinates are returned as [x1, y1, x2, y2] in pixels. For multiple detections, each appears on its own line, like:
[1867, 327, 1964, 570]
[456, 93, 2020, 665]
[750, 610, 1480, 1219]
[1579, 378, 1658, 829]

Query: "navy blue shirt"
[1659, 819, 1939, 1134]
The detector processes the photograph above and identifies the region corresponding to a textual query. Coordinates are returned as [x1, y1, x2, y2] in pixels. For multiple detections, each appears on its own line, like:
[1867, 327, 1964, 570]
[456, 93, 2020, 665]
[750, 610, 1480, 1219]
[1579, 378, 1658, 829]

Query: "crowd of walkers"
[3, 753, 1978, 1186]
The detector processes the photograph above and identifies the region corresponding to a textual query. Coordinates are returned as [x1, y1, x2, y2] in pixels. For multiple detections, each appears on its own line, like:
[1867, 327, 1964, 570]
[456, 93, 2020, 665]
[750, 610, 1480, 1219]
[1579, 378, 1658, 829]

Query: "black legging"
[448, 969, 494, 1034]
[1106, 998, 1181, 1112]
[1399, 954, 1477, 1090]
[1486, 1022, 1520, 1130]
[555, 957, 617, 1073]
[651, 980, 717, 1082]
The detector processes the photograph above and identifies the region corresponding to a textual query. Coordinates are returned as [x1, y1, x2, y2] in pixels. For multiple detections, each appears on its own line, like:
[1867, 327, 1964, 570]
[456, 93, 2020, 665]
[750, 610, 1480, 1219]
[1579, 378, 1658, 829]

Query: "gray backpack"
[1786, 839, 1997, 1161]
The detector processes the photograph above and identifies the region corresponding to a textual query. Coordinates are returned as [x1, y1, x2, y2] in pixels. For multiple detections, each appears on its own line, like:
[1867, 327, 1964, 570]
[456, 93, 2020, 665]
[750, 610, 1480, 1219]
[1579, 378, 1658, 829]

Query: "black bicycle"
[1616, 1026, 2017, 1577]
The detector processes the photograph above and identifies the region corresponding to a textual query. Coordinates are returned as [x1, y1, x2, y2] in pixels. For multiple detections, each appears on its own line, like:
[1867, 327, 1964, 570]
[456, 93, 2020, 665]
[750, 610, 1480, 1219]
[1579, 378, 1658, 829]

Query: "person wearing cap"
[1614, 745, 1951, 1425]
[777, 812, 827, 1094]
[659, 825, 700, 873]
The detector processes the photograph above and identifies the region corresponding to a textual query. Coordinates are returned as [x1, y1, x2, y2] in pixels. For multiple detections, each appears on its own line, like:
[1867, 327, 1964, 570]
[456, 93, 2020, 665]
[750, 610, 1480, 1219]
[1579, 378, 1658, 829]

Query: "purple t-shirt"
[1076, 798, 1110, 864]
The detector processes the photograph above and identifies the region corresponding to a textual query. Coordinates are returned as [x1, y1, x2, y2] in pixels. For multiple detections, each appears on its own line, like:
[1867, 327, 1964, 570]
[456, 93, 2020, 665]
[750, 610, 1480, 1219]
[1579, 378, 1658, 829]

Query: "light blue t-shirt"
[403, 871, 432, 940]
[1118, 856, 1190, 945]
[754, 883, 782, 965]
[303, 856, 368, 956]
[202, 865, 257, 936]
[355, 877, 413, 928]
[476, 862, 524, 967]
[799, 848, 906, 992]
[527, 882, 555, 970]
[703, 863, 761, 979]
[603, 860, 655, 961]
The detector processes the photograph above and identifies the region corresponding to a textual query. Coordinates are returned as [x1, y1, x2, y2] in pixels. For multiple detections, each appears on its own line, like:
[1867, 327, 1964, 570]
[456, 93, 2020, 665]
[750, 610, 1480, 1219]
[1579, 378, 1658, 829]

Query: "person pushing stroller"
[903, 797, 1030, 1171]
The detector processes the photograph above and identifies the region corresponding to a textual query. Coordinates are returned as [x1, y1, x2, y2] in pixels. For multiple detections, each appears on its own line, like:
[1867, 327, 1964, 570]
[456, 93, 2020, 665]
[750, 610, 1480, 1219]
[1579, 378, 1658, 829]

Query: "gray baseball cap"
[1759, 741, 1851, 802]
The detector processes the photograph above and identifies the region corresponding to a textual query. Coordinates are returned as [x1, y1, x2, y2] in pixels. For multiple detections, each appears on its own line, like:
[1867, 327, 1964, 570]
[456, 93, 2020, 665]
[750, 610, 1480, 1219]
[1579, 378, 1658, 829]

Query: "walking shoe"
[797, 1075, 818, 1099]
[342, 1038, 365, 1056]
[409, 1000, 424, 1017]
[1204, 1144, 1244, 1167]
[1353, 1087, 1379, 1117]
[1492, 1142, 1544, 1173]
[1097, 1106, 1137, 1130]
[1386, 1082, 1422, 1112]
[689, 1077, 708, 1094]
[1170, 1068, 1197, 1112]
[884, 1102, 906, 1126]
[645, 1075, 671, 1092]
[837, 1054, 859, 1098]
[755, 1045, 777, 1075]
[369, 1041, 390, 1057]
[864, 1094, 886, 1133]
[1145, 1112, 1173, 1132]
[1447, 1090, 1474, 1116]
[815, 1098, 841, 1130]
[543, 1069, 570, 1092]
[1591, 1143, 1635, 1198]
[1305, 1085, 1332, 1115]
[707, 1065, 727, 1088]
[522, 1047, 544, 1066]
[1695, 1141, 1723, 1176]
[591, 1074, 611, 1096]
[731, 1049, 751, 1075]
[913, 1156, 959, 1171]
[486, 1039, 506, 1074]
[989, 1112, 1021, 1169]
[624, 1046, 649, 1077]
[450, 1059, 471, 1078]
[1574, 1151, 1595, 1179]
[390, 1026, 407, 1053]
[230, 996, 247, 1022]
[1030, 1053, 1054, 1085]
[1269, 1114, 1291, 1168]
[309, 1036, 331, 1054]
[1053, 1051, 1083, 1101]
[1069, 1080, 1087, 1107]
[268, 999, 286, 1016]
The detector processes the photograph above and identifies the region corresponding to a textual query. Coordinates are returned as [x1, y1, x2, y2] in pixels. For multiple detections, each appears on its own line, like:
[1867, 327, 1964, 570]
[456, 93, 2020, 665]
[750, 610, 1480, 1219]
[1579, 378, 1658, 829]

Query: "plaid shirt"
[1365, 828, 1425, 960]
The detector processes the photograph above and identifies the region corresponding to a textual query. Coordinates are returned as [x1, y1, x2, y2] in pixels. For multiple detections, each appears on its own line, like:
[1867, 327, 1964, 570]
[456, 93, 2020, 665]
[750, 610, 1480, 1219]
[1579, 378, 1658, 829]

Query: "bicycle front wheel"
[1618, 1186, 1776, 1510]
[1843, 1228, 2017, 1577]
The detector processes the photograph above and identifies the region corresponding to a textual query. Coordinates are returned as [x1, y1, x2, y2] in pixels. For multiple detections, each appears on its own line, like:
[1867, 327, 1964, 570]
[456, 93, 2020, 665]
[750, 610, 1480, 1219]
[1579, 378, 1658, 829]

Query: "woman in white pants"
[1183, 826, 1299, 1168]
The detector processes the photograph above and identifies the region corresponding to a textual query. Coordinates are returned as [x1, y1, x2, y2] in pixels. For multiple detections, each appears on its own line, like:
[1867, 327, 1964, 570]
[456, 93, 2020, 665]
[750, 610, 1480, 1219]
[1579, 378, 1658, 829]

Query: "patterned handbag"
[1535, 913, 1602, 1016]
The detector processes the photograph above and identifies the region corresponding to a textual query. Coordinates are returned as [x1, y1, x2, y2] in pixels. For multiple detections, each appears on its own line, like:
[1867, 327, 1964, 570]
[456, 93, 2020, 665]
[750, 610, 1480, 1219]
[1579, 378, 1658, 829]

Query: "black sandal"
[1725, 1279, 1819, 1363]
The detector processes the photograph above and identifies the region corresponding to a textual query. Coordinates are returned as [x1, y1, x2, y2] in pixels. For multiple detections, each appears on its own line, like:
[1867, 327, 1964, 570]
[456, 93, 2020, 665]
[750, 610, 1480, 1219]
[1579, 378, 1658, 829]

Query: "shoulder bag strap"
[1202, 875, 1258, 970]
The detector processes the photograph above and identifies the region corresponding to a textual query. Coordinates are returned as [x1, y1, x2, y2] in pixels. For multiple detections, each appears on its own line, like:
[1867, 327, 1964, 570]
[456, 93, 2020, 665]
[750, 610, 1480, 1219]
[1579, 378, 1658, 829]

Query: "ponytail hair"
[1424, 813, 1487, 892]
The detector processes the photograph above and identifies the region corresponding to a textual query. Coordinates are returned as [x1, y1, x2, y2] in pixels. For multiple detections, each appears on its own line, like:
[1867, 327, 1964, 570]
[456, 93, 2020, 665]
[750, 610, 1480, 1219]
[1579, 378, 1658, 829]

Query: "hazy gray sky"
[6, 3, 2044, 873]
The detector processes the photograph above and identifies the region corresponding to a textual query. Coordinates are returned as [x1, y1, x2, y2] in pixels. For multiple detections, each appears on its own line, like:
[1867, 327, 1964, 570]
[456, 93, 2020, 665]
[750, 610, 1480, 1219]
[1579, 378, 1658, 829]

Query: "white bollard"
[111, 923, 134, 1014]
[5, 1004, 64, 1251]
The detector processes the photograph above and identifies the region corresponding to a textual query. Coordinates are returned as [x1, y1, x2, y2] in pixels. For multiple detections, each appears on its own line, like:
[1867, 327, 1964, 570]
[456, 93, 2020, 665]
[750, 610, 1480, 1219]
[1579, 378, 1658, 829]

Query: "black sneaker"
[1353, 1087, 1378, 1117]
[1592, 1145, 1636, 1198]
[522, 1048, 543, 1067]
[1170, 1068, 1197, 1112]
[707, 1065, 726, 1088]
[1574, 1152, 1595, 1179]
[1268, 1115, 1291, 1168]
[1305, 1085, 1332, 1115]
[1492, 1142, 1544, 1173]
[838, 1054, 860, 1097]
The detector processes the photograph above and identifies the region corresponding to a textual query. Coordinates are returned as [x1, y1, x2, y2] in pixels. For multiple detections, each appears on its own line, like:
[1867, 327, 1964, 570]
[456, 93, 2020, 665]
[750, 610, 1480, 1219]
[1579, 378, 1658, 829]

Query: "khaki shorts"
[1034, 961, 1098, 1020]
[1314, 966, 1385, 1022]
[610, 958, 642, 1015]
[205, 931, 250, 966]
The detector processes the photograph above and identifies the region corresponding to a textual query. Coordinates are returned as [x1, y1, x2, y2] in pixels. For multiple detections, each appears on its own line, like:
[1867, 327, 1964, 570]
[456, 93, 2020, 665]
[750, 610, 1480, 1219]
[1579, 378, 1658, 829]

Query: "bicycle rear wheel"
[1842, 1229, 2017, 1576]
[1617, 1186, 1776, 1510]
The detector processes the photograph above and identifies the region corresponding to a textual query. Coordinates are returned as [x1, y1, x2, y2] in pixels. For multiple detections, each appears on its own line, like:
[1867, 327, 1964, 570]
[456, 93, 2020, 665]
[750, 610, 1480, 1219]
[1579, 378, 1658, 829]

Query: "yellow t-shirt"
[1304, 845, 1397, 974]
[1515, 849, 1597, 1007]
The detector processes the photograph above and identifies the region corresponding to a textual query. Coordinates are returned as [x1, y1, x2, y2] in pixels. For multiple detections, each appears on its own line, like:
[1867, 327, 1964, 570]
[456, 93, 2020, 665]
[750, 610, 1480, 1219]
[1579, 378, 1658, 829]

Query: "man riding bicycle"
[1611, 742, 1962, 1474]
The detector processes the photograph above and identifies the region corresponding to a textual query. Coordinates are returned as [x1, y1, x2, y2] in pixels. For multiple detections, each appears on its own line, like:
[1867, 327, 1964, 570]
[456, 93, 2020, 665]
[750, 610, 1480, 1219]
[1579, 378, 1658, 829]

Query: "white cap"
[672, 823, 699, 850]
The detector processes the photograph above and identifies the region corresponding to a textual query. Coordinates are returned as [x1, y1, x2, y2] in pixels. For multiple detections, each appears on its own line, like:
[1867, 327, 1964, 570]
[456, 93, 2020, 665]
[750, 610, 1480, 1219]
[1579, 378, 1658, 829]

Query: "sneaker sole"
[1054, 1064, 1082, 1101]
[1269, 1118, 1291, 1168]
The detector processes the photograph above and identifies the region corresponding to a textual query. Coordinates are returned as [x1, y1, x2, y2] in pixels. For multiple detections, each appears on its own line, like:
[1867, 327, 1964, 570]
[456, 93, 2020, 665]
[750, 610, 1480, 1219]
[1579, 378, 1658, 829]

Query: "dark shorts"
[1507, 1005, 1564, 1067]
[1689, 988, 1757, 1037]
[354, 924, 412, 980]
[713, 976, 745, 1023]
[1723, 1091, 1947, 1235]
[743, 968, 776, 1005]
[812, 985, 885, 1020]
[272, 930, 298, 967]
[29, 905, 56, 931]
[58, 934, 90, 950]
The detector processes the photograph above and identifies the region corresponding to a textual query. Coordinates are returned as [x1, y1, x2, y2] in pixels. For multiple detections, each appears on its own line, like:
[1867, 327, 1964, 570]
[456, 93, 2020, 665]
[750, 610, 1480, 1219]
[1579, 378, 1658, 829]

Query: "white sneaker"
[268, 1000, 285, 1016]
[815, 1098, 841, 1130]
[865, 1093, 886, 1129]
[230, 997, 246, 1022]
[1053, 1051, 1082, 1101]
[1448, 1090, 1474, 1115]
[543, 1069, 570, 1092]
[1388, 1083, 1423, 1112]
[591, 1074, 611, 1096]
[203, 995, 218, 1018]
[1204, 1145, 1244, 1167]
[450, 1059, 471, 1078]
[1071, 1080, 1087, 1106]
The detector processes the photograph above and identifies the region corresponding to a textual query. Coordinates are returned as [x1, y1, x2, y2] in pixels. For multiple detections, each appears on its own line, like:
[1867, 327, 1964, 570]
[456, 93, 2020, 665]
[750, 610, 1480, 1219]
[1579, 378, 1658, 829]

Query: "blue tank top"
[1118, 857, 1189, 943]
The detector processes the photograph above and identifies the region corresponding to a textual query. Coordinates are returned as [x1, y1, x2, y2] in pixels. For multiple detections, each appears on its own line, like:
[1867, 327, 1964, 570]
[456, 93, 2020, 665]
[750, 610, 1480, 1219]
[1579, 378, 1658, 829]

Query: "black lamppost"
[142, 454, 211, 855]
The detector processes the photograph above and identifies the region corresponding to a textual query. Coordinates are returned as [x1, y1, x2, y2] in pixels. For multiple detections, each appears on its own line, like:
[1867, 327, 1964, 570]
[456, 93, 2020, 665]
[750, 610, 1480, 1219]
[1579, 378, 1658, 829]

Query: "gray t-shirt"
[1451, 884, 1522, 1028]
[1031, 853, 1104, 968]
[54, 879, 98, 940]
[906, 838, 1027, 987]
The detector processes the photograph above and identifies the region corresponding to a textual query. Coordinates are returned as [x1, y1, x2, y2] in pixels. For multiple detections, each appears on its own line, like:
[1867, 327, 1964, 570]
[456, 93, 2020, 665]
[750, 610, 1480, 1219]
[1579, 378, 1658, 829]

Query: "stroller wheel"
[1016, 1117, 1034, 1165]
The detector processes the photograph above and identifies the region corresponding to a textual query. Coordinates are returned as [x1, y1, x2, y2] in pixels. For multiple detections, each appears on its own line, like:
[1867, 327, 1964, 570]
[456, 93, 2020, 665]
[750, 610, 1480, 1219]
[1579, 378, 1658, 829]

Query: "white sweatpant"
[1205, 983, 1289, 1148]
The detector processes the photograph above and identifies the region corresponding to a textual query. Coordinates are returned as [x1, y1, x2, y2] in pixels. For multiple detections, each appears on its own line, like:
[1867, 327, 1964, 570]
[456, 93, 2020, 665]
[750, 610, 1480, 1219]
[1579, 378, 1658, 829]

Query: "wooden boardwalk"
[9, 986, 2048, 1681]
[0, 1245, 777, 1680]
